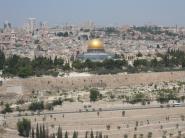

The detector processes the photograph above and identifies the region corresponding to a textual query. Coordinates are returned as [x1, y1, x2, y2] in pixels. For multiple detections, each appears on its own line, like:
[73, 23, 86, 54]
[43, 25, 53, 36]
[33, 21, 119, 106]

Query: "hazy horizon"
[1, 0, 185, 27]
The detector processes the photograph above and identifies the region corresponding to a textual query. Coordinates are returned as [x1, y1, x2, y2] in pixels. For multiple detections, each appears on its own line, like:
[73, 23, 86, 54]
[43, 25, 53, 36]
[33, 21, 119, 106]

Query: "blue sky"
[1, 0, 185, 27]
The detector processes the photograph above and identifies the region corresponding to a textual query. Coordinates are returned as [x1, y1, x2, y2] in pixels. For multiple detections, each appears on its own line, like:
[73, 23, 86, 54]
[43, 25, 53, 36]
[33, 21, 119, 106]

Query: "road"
[4, 103, 185, 118]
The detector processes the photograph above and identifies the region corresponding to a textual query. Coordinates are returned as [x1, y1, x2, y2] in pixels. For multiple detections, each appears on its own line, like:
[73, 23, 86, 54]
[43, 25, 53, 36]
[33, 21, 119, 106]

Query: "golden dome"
[88, 39, 104, 49]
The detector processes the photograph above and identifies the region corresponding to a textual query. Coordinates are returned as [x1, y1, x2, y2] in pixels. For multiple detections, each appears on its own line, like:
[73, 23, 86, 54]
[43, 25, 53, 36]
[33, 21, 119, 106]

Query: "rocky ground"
[1, 106, 185, 138]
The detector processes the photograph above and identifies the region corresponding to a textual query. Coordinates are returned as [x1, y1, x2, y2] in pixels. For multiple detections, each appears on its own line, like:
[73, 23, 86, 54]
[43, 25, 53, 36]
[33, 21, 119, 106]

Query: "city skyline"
[1, 0, 185, 27]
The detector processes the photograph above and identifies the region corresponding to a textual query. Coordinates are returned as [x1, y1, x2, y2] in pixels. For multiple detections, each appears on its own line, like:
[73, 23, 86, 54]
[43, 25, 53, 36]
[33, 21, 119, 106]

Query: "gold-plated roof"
[88, 39, 104, 49]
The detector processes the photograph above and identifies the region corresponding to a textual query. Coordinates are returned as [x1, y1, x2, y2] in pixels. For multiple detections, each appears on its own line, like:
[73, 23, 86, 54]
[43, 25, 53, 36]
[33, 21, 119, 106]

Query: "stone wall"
[1, 71, 185, 94]
[20, 71, 185, 92]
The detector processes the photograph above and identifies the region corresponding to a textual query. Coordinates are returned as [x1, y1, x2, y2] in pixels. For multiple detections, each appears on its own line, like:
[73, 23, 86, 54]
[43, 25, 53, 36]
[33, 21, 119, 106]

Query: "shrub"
[29, 101, 44, 111]
[1, 103, 12, 114]
[17, 118, 31, 137]
[90, 88, 100, 102]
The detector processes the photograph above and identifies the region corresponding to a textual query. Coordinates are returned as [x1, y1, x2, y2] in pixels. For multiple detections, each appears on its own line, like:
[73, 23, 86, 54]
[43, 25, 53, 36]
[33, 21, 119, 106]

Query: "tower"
[26, 18, 37, 33]
[10, 30, 16, 44]
[3, 21, 11, 32]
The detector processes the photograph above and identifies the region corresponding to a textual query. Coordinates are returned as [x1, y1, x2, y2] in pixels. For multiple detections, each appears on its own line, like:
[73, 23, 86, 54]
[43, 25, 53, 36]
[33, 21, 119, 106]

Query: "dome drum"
[87, 39, 104, 51]
[77, 39, 113, 62]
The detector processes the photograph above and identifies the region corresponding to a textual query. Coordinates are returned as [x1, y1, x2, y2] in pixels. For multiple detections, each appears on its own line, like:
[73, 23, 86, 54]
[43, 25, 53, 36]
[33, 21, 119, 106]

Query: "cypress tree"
[42, 124, 45, 138]
[57, 125, 62, 138]
[85, 131, 88, 138]
[36, 123, 40, 138]
[64, 131, 68, 138]
[32, 128, 35, 138]
[90, 130, 94, 138]
[40, 125, 43, 138]
[54, 56, 58, 66]
[45, 127, 49, 138]
[72, 131, 78, 138]
[0, 50, 5, 70]
[95, 132, 98, 138]
[99, 132, 102, 138]
[61, 127, 63, 138]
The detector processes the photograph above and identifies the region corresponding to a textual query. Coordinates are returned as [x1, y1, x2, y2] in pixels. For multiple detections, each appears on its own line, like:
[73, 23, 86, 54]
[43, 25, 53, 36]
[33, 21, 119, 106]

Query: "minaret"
[11, 30, 16, 44]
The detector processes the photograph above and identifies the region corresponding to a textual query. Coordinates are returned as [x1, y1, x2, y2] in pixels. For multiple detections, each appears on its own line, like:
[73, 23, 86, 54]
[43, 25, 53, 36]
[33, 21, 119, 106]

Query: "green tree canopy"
[17, 118, 31, 137]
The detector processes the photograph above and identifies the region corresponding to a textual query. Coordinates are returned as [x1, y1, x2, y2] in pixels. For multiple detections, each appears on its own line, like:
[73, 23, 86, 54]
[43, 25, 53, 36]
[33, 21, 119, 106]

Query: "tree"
[85, 131, 88, 138]
[63, 63, 70, 71]
[103, 59, 115, 70]
[84, 59, 95, 69]
[54, 56, 64, 68]
[163, 55, 170, 67]
[4, 55, 20, 75]
[29, 101, 44, 111]
[137, 52, 143, 57]
[133, 59, 148, 68]
[57, 32, 64, 37]
[32, 128, 35, 138]
[63, 32, 69, 37]
[114, 59, 127, 69]
[129, 92, 148, 104]
[64, 131, 68, 138]
[18, 65, 33, 78]
[151, 58, 158, 68]
[2, 103, 12, 114]
[124, 134, 128, 138]
[42, 124, 47, 138]
[72, 60, 84, 70]
[72, 131, 78, 138]
[148, 132, 152, 138]
[57, 125, 63, 138]
[98, 132, 103, 138]
[0, 50, 5, 70]
[122, 111, 125, 117]
[17, 118, 31, 137]
[34, 40, 39, 44]
[90, 88, 100, 102]
[157, 89, 177, 104]
[90, 130, 94, 138]
[39, 125, 43, 138]
[36, 123, 39, 138]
